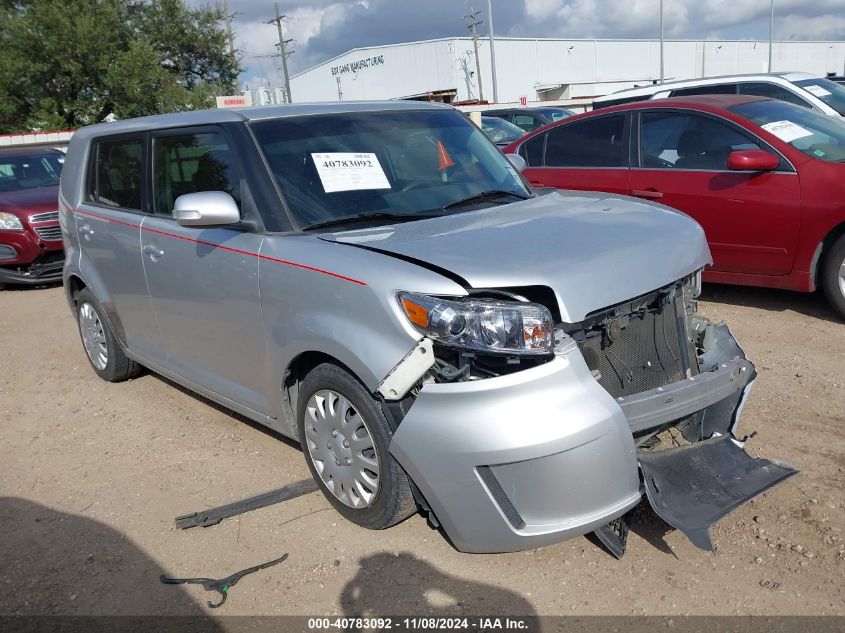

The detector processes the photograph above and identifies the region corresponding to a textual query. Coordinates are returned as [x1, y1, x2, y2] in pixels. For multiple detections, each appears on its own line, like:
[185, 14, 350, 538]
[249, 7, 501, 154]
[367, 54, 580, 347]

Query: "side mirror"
[505, 153, 527, 173]
[727, 150, 780, 172]
[173, 192, 241, 227]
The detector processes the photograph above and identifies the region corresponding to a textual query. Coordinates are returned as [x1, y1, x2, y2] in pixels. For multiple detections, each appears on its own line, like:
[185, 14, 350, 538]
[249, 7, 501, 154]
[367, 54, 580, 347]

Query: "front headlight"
[0, 212, 23, 230]
[398, 291, 554, 355]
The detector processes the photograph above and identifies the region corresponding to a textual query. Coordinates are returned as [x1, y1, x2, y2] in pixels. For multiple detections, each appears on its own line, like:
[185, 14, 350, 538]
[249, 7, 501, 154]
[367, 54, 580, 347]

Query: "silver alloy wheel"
[78, 302, 108, 371]
[304, 389, 380, 509]
[839, 257, 845, 300]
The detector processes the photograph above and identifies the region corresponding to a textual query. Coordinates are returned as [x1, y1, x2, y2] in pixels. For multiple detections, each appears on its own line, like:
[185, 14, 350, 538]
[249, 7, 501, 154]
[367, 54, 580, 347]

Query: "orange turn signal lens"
[401, 297, 430, 328]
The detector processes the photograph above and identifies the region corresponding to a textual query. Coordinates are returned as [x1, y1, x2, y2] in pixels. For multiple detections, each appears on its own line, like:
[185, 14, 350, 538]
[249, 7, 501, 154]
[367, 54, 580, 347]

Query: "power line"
[465, 6, 484, 101]
[267, 2, 294, 103]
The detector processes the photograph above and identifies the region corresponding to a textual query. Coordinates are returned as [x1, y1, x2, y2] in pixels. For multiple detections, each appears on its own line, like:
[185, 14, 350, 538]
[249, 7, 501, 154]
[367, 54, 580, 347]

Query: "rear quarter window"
[518, 134, 545, 166]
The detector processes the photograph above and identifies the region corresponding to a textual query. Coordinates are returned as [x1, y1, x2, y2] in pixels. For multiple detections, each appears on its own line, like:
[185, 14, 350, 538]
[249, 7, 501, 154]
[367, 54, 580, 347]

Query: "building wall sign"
[216, 94, 253, 108]
[331, 55, 385, 76]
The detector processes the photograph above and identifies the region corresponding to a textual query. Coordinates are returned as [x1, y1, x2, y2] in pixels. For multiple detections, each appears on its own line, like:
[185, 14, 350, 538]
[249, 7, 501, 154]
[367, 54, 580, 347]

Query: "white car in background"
[593, 72, 845, 118]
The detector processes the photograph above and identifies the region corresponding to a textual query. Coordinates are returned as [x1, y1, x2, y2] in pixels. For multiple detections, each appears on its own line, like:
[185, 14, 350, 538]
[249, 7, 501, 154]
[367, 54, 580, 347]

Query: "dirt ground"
[1, 282, 843, 618]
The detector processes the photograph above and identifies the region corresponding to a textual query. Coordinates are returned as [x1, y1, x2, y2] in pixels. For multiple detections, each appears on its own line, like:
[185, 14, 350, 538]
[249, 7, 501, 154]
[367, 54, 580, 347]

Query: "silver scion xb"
[60, 102, 796, 555]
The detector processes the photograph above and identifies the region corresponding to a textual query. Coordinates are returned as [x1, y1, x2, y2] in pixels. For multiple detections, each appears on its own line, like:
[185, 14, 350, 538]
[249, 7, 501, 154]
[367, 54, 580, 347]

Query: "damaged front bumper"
[389, 319, 796, 554]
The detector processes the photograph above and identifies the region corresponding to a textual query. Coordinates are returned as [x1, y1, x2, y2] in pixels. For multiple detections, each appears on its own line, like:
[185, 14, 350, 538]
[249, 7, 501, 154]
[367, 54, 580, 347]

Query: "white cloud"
[777, 13, 845, 40]
[191, 0, 845, 86]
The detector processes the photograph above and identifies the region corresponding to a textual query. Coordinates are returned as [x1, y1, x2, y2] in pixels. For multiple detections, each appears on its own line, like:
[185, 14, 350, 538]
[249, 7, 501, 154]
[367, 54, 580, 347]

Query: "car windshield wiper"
[302, 211, 441, 231]
[443, 189, 530, 211]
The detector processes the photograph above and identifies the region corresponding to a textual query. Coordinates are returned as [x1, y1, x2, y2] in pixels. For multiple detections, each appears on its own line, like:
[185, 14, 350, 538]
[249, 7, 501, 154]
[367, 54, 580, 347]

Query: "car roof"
[0, 146, 65, 157]
[503, 95, 774, 152]
[487, 106, 569, 113]
[71, 100, 453, 140]
[568, 94, 769, 117]
[595, 71, 819, 101]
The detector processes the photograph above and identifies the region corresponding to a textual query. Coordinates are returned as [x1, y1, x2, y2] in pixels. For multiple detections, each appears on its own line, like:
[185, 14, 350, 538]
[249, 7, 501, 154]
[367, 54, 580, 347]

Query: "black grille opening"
[575, 294, 686, 399]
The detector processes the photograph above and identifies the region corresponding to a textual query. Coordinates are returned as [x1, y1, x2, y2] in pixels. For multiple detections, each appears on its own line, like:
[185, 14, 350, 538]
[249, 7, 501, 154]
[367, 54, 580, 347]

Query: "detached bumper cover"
[390, 321, 788, 554]
[390, 352, 642, 554]
[639, 434, 798, 550]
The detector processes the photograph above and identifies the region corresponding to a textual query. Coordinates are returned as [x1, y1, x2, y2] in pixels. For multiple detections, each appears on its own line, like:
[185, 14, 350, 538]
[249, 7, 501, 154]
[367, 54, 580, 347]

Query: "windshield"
[0, 151, 64, 192]
[481, 116, 525, 144]
[730, 99, 845, 163]
[531, 107, 575, 122]
[252, 109, 530, 229]
[794, 78, 845, 116]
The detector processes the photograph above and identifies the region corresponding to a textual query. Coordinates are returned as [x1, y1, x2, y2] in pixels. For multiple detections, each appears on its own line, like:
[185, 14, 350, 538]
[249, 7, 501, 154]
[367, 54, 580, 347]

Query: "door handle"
[632, 189, 664, 200]
[143, 244, 165, 259]
[79, 224, 95, 239]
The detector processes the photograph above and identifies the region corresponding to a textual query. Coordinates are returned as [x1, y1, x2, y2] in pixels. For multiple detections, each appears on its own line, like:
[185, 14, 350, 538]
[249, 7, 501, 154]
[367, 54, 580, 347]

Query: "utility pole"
[486, 0, 499, 103]
[768, 0, 775, 72]
[659, 0, 664, 83]
[222, 0, 235, 55]
[465, 7, 484, 101]
[269, 2, 294, 103]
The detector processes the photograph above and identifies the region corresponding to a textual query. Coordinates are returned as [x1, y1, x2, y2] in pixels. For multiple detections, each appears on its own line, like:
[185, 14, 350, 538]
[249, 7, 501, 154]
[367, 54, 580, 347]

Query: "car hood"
[0, 185, 60, 216]
[319, 191, 711, 323]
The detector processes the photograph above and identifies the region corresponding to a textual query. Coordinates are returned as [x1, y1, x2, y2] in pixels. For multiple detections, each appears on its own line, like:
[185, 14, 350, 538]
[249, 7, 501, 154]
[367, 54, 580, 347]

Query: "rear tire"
[297, 363, 416, 529]
[821, 235, 845, 320]
[75, 288, 141, 382]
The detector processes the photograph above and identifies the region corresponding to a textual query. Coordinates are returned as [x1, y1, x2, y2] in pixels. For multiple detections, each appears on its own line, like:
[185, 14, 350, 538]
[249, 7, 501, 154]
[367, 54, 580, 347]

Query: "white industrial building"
[288, 37, 845, 107]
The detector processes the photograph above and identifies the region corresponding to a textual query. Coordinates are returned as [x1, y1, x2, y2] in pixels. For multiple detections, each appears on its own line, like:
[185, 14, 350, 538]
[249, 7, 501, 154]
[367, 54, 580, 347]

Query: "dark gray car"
[59, 101, 795, 554]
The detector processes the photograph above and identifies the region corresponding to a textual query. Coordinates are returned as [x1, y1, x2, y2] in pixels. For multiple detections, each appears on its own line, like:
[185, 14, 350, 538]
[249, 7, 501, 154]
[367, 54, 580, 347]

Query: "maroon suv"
[0, 147, 64, 285]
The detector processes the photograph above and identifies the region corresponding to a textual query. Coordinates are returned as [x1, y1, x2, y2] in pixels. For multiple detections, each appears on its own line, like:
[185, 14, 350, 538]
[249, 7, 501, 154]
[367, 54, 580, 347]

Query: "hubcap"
[304, 389, 380, 509]
[78, 302, 108, 371]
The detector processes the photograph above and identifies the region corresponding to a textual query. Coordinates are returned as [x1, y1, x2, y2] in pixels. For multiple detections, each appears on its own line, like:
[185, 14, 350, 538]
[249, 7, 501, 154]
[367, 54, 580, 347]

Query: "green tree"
[0, 0, 240, 133]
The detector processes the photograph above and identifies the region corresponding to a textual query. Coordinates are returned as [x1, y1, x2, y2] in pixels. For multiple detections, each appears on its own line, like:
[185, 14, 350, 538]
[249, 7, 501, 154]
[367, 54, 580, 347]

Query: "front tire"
[821, 235, 845, 320]
[75, 288, 141, 382]
[297, 363, 416, 529]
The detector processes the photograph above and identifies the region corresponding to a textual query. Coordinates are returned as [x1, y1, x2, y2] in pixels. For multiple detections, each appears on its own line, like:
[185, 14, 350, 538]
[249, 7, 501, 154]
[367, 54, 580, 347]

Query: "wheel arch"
[814, 220, 845, 287]
[64, 274, 87, 310]
[280, 351, 363, 442]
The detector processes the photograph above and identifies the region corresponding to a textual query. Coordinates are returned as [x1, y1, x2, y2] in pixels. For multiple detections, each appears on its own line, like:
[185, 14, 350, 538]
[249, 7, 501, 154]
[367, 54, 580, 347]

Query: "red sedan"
[0, 147, 64, 286]
[504, 95, 845, 318]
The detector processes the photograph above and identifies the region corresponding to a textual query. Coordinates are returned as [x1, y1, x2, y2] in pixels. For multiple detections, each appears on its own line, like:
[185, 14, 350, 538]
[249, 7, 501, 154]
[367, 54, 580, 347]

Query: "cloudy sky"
[197, 0, 845, 88]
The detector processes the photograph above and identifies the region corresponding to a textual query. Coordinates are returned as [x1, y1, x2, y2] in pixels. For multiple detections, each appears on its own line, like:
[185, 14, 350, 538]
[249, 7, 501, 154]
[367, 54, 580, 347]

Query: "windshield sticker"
[311, 152, 390, 193]
[761, 120, 814, 143]
[803, 84, 832, 98]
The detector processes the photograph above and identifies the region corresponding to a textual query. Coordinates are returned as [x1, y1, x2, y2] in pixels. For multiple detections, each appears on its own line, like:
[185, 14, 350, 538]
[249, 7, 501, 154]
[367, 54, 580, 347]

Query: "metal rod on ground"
[466, 7, 485, 102]
[174, 478, 319, 529]
[271, 2, 294, 103]
[768, 0, 775, 72]
[487, 0, 499, 103]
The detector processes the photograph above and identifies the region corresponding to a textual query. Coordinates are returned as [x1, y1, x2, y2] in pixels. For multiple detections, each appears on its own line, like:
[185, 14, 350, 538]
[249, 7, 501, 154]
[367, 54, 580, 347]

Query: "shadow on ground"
[340, 552, 537, 619]
[0, 497, 220, 618]
[0, 281, 63, 292]
[700, 283, 840, 324]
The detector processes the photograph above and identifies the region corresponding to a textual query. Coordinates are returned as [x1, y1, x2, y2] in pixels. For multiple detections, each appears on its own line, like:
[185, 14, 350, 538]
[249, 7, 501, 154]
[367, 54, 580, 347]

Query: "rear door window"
[152, 130, 242, 215]
[544, 115, 627, 167]
[88, 138, 144, 210]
